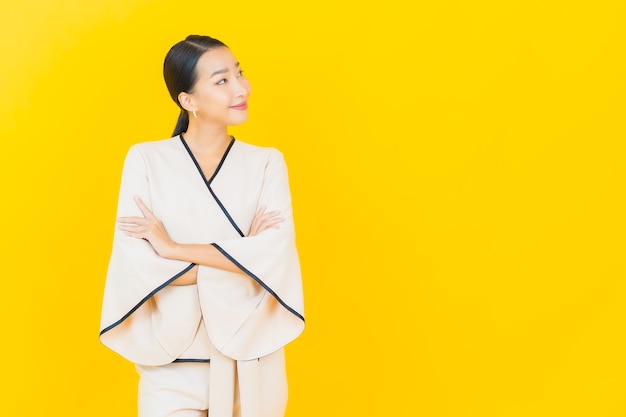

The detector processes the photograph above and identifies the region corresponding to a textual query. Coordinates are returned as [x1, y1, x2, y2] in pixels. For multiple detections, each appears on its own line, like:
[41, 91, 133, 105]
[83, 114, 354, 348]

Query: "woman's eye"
[237, 70, 244, 77]
[217, 79, 227, 85]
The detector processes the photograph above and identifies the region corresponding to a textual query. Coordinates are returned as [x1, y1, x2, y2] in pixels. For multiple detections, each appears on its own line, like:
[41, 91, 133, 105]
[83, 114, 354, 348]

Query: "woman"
[99, 35, 305, 417]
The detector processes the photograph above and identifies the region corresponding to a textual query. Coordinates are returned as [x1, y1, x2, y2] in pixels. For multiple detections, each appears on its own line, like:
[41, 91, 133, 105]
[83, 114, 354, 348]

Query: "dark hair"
[163, 35, 228, 137]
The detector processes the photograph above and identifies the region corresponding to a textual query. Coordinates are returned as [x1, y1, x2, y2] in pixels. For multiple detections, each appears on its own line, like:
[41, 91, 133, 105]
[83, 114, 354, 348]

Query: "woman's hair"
[163, 35, 228, 137]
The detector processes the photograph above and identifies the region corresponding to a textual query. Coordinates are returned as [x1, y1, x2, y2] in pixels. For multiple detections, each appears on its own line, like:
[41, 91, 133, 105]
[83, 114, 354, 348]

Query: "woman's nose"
[232, 78, 249, 98]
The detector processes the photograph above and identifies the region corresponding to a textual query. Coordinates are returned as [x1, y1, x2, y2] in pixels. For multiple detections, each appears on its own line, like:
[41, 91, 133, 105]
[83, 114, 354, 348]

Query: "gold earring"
[193, 110, 198, 119]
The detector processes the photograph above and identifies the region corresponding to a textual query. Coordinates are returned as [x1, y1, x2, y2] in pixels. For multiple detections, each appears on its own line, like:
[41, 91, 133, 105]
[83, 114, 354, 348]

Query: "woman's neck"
[183, 122, 231, 155]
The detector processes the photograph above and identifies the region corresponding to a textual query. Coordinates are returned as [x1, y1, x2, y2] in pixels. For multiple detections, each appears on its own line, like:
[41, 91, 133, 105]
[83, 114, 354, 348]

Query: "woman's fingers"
[260, 212, 284, 226]
[118, 222, 147, 232]
[115, 198, 176, 258]
[117, 222, 150, 241]
[117, 216, 149, 225]
[258, 213, 284, 227]
[118, 197, 153, 225]
[117, 200, 157, 238]
[248, 207, 284, 236]
[117, 198, 155, 236]
[259, 210, 281, 219]
[134, 196, 155, 219]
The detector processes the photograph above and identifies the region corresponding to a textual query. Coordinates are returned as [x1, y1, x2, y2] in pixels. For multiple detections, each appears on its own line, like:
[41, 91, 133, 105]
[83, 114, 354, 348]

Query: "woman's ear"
[178, 91, 195, 113]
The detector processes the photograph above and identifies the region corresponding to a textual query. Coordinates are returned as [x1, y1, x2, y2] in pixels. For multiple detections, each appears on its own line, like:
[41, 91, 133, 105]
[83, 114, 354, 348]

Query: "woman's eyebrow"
[211, 62, 240, 77]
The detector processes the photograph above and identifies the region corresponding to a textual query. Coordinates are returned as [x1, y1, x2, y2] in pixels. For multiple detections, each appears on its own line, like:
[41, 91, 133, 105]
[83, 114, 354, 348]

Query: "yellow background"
[1, 0, 625, 415]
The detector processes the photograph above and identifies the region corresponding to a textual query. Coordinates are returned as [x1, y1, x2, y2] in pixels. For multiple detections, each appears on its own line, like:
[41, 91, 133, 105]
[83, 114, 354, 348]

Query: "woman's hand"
[117, 196, 177, 258]
[249, 205, 284, 236]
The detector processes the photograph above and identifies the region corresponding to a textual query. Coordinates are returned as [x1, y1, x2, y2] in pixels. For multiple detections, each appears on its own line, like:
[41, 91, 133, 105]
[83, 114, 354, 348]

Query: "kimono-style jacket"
[99, 136, 305, 415]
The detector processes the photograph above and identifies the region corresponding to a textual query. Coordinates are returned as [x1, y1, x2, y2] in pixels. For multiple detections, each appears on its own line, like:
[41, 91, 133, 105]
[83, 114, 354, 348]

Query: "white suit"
[100, 136, 305, 416]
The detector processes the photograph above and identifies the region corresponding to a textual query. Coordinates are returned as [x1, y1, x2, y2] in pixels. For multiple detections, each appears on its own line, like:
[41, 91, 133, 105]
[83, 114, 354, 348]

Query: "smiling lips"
[230, 101, 248, 110]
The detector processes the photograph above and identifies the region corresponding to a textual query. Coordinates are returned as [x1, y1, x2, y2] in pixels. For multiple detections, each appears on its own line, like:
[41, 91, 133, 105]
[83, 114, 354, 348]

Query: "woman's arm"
[117, 196, 284, 284]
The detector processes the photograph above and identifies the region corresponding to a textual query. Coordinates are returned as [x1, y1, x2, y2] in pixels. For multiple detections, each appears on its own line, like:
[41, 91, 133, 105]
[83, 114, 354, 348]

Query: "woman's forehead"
[196, 47, 239, 74]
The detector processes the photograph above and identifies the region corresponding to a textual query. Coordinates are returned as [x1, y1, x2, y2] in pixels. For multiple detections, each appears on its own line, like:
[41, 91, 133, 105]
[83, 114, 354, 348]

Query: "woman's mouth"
[230, 101, 248, 110]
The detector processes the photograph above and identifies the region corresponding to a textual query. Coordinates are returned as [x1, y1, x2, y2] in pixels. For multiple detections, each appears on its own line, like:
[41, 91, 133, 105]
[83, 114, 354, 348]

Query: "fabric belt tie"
[209, 344, 261, 417]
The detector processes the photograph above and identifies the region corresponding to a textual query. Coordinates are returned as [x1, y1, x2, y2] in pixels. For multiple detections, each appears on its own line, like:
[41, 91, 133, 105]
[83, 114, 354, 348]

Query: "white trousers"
[135, 348, 288, 417]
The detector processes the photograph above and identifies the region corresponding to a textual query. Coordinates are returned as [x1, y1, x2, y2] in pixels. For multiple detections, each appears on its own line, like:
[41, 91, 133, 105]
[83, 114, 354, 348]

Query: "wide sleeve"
[99, 145, 202, 365]
[196, 149, 305, 360]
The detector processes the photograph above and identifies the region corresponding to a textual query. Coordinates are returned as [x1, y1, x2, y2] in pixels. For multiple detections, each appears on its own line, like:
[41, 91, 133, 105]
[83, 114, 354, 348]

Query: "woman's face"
[188, 46, 251, 126]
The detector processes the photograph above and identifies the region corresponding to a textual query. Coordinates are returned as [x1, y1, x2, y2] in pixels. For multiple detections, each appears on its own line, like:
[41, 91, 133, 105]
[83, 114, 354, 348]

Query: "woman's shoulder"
[120, 137, 184, 170]
[122, 137, 185, 165]
[233, 138, 283, 160]
[128, 136, 181, 154]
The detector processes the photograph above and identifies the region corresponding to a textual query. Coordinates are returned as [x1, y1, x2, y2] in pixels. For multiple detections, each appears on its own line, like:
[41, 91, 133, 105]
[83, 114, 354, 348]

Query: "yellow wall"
[1, 0, 625, 415]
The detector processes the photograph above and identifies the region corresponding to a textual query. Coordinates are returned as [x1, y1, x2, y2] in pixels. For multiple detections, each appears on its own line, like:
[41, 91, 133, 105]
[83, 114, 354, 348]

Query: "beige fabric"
[100, 137, 303, 415]
[136, 348, 287, 417]
[136, 361, 212, 417]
